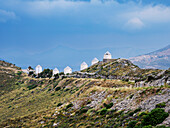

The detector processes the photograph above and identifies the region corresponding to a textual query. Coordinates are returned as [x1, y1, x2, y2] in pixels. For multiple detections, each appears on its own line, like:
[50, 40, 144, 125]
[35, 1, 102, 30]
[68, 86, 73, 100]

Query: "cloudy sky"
[0, 0, 170, 71]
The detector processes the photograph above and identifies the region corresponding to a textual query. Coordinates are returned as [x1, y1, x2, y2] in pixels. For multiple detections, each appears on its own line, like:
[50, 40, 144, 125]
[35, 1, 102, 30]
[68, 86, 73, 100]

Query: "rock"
[53, 122, 59, 127]
[40, 121, 45, 124]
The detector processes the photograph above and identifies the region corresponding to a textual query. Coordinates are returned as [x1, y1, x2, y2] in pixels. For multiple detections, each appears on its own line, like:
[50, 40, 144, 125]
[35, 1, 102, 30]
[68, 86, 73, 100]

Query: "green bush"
[66, 103, 73, 109]
[143, 125, 152, 128]
[129, 94, 134, 99]
[57, 103, 63, 107]
[99, 108, 108, 115]
[129, 111, 134, 116]
[134, 108, 142, 113]
[142, 108, 169, 126]
[17, 71, 22, 76]
[156, 102, 166, 108]
[27, 84, 38, 90]
[103, 102, 113, 109]
[139, 112, 147, 117]
[155, 125, 167, 128]
[78, 108, 89, 115]
[127, 120, 138, 128]
[38, 69, 53, 78]
[51, 93, 55, 96]
[55, 87, 61, 91]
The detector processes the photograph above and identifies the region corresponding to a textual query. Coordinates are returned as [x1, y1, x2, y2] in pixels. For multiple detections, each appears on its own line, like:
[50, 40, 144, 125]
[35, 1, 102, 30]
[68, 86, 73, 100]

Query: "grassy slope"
[0, 60, 169, 128]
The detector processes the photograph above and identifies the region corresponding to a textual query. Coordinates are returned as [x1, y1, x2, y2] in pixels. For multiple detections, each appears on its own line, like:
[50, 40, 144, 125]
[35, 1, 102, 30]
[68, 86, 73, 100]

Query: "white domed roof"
[65, 66, 71, 70]
[103, 51, 112, 59]
[54, 68, 59, 71]
[53, 68, 59, 75]
[36, 65, 42, 68]
[105, 51, 111, 55]
[80, 62, 88, 70]
[93, 58, 99, 61]
[64, 66, 72, 74]
[91, 57, 99, 65]
[81, 62, 88, 65]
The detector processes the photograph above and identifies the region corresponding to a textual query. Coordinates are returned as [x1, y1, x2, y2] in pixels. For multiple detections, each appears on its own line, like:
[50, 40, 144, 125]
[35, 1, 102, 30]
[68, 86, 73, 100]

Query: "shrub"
[27, 84, 38, 90]
[142, 108, 169, 126]
[129, 94, 134, 99]
[54, 73, 59, 79]
[129, 111, 134, 116]
[66, 103, 73, 109]
[127, 120, 138, 128]
[64, 88, 70, 92]
[155, 125, 167, 128]
[99, 108, 108, 115]
[147, 76, 154, 82]
[103, 102, 113, 109]
[122, 78, 129, 82]
[38, 69, 53, 78]
[143, 125, 152, 128]
[51, 93, 55, 96]
[59, 72, 64, 75]
[156, 102, 166, 108]
[87, 100, 91, 104]
[138, 112, 147, 117]
[57, 103, 63, 107]
[55, 87, 61, 91]
[17, 71, 22, 76]
[134, 108, 142, 113]
[79, 108, 89, 115]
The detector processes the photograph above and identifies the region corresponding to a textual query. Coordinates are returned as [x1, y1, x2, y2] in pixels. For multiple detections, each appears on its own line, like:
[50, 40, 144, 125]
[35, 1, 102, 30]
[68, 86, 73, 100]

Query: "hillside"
[0, 60, 169, 128]
[129, 45, 170, 69]
[80, 59, 163, 82]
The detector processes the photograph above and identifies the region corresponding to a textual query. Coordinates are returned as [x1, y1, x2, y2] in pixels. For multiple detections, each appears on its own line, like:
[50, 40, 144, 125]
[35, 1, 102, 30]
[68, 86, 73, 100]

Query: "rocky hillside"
[0, 61, 169, 128]
[80, 59, 163, 82]
[129, 45, 170, 69]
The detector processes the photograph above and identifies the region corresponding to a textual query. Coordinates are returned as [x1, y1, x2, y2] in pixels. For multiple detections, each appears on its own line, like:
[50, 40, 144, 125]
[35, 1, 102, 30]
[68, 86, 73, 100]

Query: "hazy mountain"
[129, 45, 170, 69]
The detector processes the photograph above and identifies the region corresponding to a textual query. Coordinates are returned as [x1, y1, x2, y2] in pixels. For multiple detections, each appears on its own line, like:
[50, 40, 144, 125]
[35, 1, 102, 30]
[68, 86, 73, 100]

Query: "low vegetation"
[0, 60, 169, 127]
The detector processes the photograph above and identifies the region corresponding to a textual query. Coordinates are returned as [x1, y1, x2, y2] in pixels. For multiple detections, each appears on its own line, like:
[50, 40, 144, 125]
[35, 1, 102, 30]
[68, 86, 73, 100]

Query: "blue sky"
[0, 0, 170, 71]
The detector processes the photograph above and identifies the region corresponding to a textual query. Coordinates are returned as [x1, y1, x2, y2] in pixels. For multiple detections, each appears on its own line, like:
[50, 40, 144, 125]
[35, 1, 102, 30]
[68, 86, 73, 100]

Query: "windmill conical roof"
[93, 57, 99, 61]
[105, 51, 111, 55]
[81, 62, 88, 65]
[54, 68, 59, 71]
[65, 66, 71, 70]
[36, 65, 42, 68]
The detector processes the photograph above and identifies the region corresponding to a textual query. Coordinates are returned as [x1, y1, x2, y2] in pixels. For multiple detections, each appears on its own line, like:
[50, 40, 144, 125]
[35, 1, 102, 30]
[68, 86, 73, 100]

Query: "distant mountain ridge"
[146, 45, 170, 55]
[130, 45, 170, 69]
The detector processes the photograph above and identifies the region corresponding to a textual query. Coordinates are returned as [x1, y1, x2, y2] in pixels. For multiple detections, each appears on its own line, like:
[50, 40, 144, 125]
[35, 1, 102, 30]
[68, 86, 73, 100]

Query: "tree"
[54, 73, 59, 79]
[28, 66, 33, 70]
[38, 69, 53, 78]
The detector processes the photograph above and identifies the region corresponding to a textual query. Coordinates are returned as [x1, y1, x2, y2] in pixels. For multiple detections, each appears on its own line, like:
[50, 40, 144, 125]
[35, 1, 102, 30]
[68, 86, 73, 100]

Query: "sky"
[0, 0, 170, 71]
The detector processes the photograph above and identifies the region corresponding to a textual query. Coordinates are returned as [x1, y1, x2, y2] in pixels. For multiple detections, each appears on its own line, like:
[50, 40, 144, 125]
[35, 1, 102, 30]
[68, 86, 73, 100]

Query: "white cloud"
[0, 0, 170, 29]
[0, 9, 16, 22]
[123, 5, 170, 24]
[125, 17, 144, 29]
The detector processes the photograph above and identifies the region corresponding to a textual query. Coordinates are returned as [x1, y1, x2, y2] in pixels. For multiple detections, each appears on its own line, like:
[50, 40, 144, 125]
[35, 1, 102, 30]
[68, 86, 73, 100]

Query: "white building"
[80, 62, 88, 71]
[35, 65, 42, 74]
[53, 68, 59, 75]
[91, 57, 99, 65]
[103, 51, 112, 59]
[64, 66, 72, 74]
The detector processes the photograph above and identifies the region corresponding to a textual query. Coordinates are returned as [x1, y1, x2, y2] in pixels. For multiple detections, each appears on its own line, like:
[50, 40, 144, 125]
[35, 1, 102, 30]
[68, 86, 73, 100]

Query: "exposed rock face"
[130, 45, 170, 69]
[139, 89, 170, 112]
[86, 91, 107, 109]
